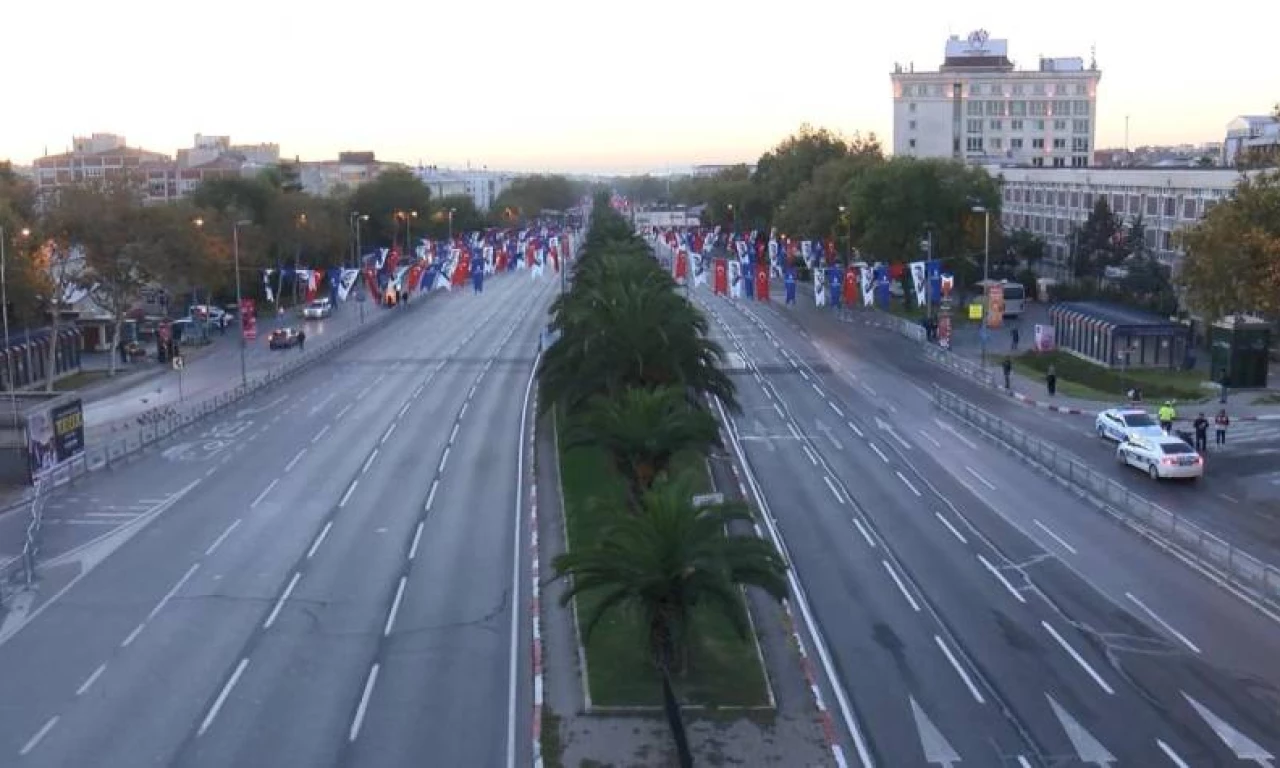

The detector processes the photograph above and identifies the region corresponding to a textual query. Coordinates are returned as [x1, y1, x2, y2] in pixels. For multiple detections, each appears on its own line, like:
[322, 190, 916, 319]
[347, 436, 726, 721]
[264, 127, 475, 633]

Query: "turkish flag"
[754, 264, 770, 301]
[889, 262, 905, 280]
[362, 267, 380, 303]
[843, 266, 859, 305]
[674, 249, 688, 281]
[713, 258, 727, 295]
[496, 249, 508, 272]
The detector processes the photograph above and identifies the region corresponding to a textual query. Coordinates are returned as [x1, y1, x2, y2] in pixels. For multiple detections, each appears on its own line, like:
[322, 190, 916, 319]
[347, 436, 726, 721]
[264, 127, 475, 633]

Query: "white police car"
[1095, 408, 1165, 443]
[1116, 434, 1204, 481]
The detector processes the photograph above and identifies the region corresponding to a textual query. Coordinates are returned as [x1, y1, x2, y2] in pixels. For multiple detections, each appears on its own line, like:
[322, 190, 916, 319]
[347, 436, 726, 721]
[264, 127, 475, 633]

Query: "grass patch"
[556, 415, 770, 709]
[539, 707, 565, 768]
[54, 370, 114, 391]
[1012, 350, 1208, 402]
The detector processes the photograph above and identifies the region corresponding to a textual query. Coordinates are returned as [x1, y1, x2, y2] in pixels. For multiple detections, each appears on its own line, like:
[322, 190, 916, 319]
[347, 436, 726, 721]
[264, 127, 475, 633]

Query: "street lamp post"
[447, 208, 456, 243]
[971, 205, 993, 367]
[232, 219, 252, 390]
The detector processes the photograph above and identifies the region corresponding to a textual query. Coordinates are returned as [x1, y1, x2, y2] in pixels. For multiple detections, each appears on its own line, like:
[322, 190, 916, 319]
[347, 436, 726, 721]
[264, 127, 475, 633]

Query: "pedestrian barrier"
[0, 474, 50, 604]
[931, 384, 1280, 612]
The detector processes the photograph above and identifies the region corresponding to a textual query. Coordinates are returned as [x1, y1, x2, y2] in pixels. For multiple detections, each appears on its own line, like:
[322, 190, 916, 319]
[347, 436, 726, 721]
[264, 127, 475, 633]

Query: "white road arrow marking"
[875, 416, 912, 449]
[910, 696, 962, 767]
[1183, 693, 1275, 766]
[1047, 694, 1116, 765]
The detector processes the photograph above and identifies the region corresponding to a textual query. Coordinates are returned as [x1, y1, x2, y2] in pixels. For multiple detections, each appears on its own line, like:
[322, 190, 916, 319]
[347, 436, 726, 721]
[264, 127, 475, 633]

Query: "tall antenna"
[1089, 44, 1097, 70]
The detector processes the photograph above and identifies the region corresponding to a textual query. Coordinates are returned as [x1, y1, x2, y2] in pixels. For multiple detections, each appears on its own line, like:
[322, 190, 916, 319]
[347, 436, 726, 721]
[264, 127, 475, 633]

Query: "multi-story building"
[991, 166, 1254, 274]
[299, 152, 402, 197]
[32, 133, 170, 193]
[414, 166, 513, 211]
[176, 134, 280, 169]
[891, 31, 1101, 168]
[1222, 115, 1280, 167]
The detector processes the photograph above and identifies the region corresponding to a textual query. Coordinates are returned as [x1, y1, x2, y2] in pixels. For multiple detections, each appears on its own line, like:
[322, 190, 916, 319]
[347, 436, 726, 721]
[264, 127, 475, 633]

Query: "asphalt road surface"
[778, 298, 1280, 578]
[0, 271, 552, 767]
[695, 286, 1280, 768]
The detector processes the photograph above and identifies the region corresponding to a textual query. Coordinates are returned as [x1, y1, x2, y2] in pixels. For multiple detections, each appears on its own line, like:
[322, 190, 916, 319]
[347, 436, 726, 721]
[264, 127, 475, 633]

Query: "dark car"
[268, 328, 302, 350]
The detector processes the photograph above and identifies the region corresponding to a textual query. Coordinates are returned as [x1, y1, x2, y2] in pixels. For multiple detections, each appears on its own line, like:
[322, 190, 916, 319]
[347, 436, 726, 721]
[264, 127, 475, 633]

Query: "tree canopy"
[493, 174, 583, 218]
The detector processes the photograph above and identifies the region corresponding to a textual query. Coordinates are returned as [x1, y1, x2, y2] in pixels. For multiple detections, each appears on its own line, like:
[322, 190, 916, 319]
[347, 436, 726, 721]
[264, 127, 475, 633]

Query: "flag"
[263, 270, 275, 304]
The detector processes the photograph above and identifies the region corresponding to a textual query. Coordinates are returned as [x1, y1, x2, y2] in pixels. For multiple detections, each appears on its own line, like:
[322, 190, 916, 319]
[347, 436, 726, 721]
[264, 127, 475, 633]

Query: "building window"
[1072, 137, 1089, 152]
[908, 138, 917, 149]
[1073, 100, 1090, 116]
[1010, 138, 1024, 149]
[1128, 195, 1140, 214]
[902, 85, 914, 97]
[1162, 231, 1172, 250]
[909, 102, 917, 112]
[1057, 218, 1067, 234]
[1053, 138, 1067, 149]
[1146, 196, 1158, 216]
[967, 119, 983, 133]
[986, 100, 1003, 116]
[966, 137, 984, 152]
[1034, 120, 1046, 131]
[967, 101, 984, 116]
[1070, 191, 1081, 208]
[1072, 156, 1088, 167]
[1011, 119, 1024, 131]
[1075, 83, 1087, 95]
[1164, 197, 1176, 217]
[989, 119, 1003, 131]
[1033, 83, 1046, 95]
[1029, 101, 1048, 116]
[1032, 138, 1045, 149]
[1057, 192, 1067, 206]
[1053, 157, 1066, 167]
[1054, 119, 1068, 131]
[1012, 84, 1024, 96]
[990, 137, 1003, 150]
[1073, 119, 1090, 134]
[1010, 101, 1027, 117]
[1183, 199, 1198, 218]
[909, 120, 917, 130]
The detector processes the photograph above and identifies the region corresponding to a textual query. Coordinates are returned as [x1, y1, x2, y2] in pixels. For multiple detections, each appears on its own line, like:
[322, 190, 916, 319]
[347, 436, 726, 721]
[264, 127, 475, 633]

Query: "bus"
[972, 279, 1027, 318]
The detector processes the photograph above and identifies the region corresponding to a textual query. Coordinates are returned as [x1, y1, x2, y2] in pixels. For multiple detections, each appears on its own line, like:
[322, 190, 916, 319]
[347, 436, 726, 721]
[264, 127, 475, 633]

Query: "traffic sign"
[172, 356, 184, 371]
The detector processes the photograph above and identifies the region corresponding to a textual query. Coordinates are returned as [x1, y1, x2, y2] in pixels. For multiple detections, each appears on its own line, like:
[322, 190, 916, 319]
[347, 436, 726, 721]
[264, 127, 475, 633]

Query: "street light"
[446, 208, 456, 243]
[971, 205, 991, 283]
[0, 225, 31, 432]
[838, 204, 852, 264]
[232, 219, 252, 389]
[396, 210, 418, 256]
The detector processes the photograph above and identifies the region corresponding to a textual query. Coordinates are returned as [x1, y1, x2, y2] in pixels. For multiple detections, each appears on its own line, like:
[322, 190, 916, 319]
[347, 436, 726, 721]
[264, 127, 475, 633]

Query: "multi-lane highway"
[0, 271, 552, 767]
[784, 299, 1280, 571]
[694, 285, 1280, 767]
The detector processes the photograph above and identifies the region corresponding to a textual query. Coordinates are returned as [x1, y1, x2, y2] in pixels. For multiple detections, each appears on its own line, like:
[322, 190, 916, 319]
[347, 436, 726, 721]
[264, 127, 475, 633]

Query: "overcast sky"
[2, 0, 1275, 174]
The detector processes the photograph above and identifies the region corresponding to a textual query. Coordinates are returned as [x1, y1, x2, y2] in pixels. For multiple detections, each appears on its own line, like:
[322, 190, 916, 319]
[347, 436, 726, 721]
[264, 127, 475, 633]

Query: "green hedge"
[1015, 350, 1207, 401]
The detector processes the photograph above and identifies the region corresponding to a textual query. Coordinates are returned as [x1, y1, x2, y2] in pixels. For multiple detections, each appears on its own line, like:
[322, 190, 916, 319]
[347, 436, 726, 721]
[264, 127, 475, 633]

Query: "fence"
[0, 474, 49, 605]
[931, 385, 1280, 611]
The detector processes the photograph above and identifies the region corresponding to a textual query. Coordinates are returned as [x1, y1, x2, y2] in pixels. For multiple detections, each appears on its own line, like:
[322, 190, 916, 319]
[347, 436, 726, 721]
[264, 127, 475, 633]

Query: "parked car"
[1094, 408, 1165, 443]
[303, 298, 333, 319]
[268, 328, 302, 350]
[1116, 435, 1204, 481]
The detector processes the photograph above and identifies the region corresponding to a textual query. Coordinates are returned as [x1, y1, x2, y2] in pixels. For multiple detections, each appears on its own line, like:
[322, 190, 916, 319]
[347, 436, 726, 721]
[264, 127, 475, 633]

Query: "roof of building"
[1050, 301, 1185, 331]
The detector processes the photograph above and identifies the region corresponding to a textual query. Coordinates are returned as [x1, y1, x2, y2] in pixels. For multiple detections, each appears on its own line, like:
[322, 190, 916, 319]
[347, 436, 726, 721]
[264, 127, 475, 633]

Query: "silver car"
[303, 299, 333, 319]
[1095, 408, 1164, 443]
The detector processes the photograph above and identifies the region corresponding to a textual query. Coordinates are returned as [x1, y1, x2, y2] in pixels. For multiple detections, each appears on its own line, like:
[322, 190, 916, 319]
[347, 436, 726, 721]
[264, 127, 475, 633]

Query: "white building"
[891, 31, 1101, 168]
[991, 167, 1254, 274]
[414, 167, 513, 211]
[1222, 115, 1280, 167]
[177, 134, 280, 168]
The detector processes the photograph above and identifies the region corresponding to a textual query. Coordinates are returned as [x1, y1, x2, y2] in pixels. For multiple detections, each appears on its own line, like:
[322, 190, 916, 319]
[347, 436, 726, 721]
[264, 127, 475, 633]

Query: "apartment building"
[32, 133, 170, 192]
[414, 166, 514, 211]
[891, 31, 1101, 168]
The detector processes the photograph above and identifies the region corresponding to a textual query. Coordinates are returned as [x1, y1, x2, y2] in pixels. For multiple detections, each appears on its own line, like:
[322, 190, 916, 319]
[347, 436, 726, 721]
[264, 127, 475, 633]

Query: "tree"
[567, 386, 721, 508]
[1, 167, 43, 327]
[347, 168, 433, 249]
[998, 229, 1046, 277]
[423, 194, 484, 240]
[1074, 197, 1125, 281]
[774, 147, 884, 249]
[753, 126, 861, 212]
[1178, 170, 1280, 320]
[552, 479, 788, 768]
[492, 174, 583, 218]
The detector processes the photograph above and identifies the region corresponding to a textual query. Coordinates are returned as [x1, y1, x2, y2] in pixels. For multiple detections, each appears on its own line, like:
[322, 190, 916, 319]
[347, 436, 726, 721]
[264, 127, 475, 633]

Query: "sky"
[1, 0, 1276, 175]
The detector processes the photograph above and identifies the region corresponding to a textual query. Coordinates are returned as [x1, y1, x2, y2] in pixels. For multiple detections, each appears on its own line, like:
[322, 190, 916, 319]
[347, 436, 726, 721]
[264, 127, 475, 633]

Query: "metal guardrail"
[931, 384, 1280, 611]
[0, 474, 48, 604]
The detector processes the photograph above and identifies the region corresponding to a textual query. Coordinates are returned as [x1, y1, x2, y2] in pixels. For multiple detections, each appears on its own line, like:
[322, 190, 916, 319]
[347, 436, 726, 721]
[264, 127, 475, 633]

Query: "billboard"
[27, 398, 85, 479]
[985, 283, 1005, 329]
[240, 299, 257, 340]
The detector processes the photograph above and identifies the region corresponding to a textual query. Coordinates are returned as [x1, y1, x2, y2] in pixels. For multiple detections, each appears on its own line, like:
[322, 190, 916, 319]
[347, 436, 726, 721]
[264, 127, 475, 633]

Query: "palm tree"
[567, 386, 721, 509]
[553, 479, 788, 767]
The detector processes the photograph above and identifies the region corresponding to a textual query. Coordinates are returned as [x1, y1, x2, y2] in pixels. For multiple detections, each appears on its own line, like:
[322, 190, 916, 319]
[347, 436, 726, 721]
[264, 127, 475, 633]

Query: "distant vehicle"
[190, 304, 230, 327]
[1095, 408, 1165, 443]
[972, 280, 1026, 318]
[1116, 435, 1203, 481]
[303, 298, 333, 319]
[268, 328, 302, 350]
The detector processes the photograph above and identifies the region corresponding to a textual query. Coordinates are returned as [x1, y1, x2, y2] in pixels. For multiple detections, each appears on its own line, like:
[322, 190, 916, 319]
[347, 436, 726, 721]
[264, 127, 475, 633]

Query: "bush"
[1016, 350, 1206, 401]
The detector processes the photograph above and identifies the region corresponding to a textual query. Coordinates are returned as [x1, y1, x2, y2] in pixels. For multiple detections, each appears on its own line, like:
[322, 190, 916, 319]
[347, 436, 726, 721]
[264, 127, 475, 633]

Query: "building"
[1222, 115, 1280, 167]
[991, 166, 1253, 274]
[891, 31, 1101, 168]
[1094, 143, 1222, 168]
[414, 166, 514, 211]
[299, 151, 402, 197]
[176, 134, 280, 169]
[33, 133, 170, 193]
[691, 164, 754, 178]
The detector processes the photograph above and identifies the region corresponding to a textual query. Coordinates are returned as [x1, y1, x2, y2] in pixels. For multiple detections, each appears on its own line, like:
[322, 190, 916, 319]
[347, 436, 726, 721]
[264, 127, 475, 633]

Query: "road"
[780, 298, 1280, 574]
[0, 271, 552, 767]
[694, 286, 1280, 767]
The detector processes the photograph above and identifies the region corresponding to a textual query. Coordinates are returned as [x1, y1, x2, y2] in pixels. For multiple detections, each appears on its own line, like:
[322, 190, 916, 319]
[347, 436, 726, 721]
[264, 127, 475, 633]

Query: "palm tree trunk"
[659, 666, 694, 768]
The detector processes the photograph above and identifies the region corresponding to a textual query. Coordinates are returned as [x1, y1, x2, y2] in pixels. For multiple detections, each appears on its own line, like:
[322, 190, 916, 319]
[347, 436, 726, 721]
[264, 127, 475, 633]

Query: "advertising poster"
[27, 398, 85, 479]
[240, 299, 257, 340]
[986, 283, 1005, 329]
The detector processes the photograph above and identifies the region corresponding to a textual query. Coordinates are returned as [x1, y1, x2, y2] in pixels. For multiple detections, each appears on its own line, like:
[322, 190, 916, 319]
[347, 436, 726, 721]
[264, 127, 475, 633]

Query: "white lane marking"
[284, 448, 307, 473]
[935, 419, 978, 450]
[1042, 621, 1115, 695]
[381, 422, 398, 444]
[459, 401, 469, 419]
[964, 466, 996, 491]
[1016, 757, 1033, 768]
[205, 466, 218, 478]
[398, 401, 412, 419]
[895, 471, 922, 497]
[862, 383, 878, 397]
[1033, 520, 1078, 555]
[408, 521, 424, 560]
[822, 475, 845, 504]
[425, 479, 439, 512]
[449, 423, 460, 445]
[20, 715, 59, 756]
[1125, 593, 1201, 654]
[307, 521, 333, 559]
[198, 658, 250, 736]
[149, 563, 201, 620]
[412, 385, 424, 399]
[1156, 740, 1192, 767]
[787, 422, 801, 440]
[438, 447, 451, 473]
[918, 430, 943, 449]
[869, 443, 890, 463]
[336, 402, 354, 419]
[799, 369, 811, 381]
[934, 512, 968, 544]
[311, 424, 330, 444]
[357, 385, 373, 399]
[76, 663, 108, 696]
[882, 560, 920, 612]
[121, 623, 146, 648]
[852, 518, 876, 548]
[373, 373, 386, 386]
[802, 445, 819, 466]
[204, 519, 241, 555]
[507, 350, 539, 768]
[828, 401, 844, 417]
[263, 572, 303, 629]
[810, 382, 823, 396]
[773, 402, 785, 418]
[339, 480, 359, 507]
[250, 478, 279, 508]
[349, 663, 381, 742]
[383, 577, 408, 637]
[361, 449, 378, 475]
[977, 554, 1027, 604]
[846, 420, 864, 438]
[1217, 493, 1239, 504]
[935, 635, 985, 704]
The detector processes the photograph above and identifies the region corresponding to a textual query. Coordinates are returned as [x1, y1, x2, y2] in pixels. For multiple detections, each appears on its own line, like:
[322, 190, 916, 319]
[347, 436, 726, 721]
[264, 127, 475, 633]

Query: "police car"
[1115, 434, 1204, 481]
[1095, 408, 1165, 443]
